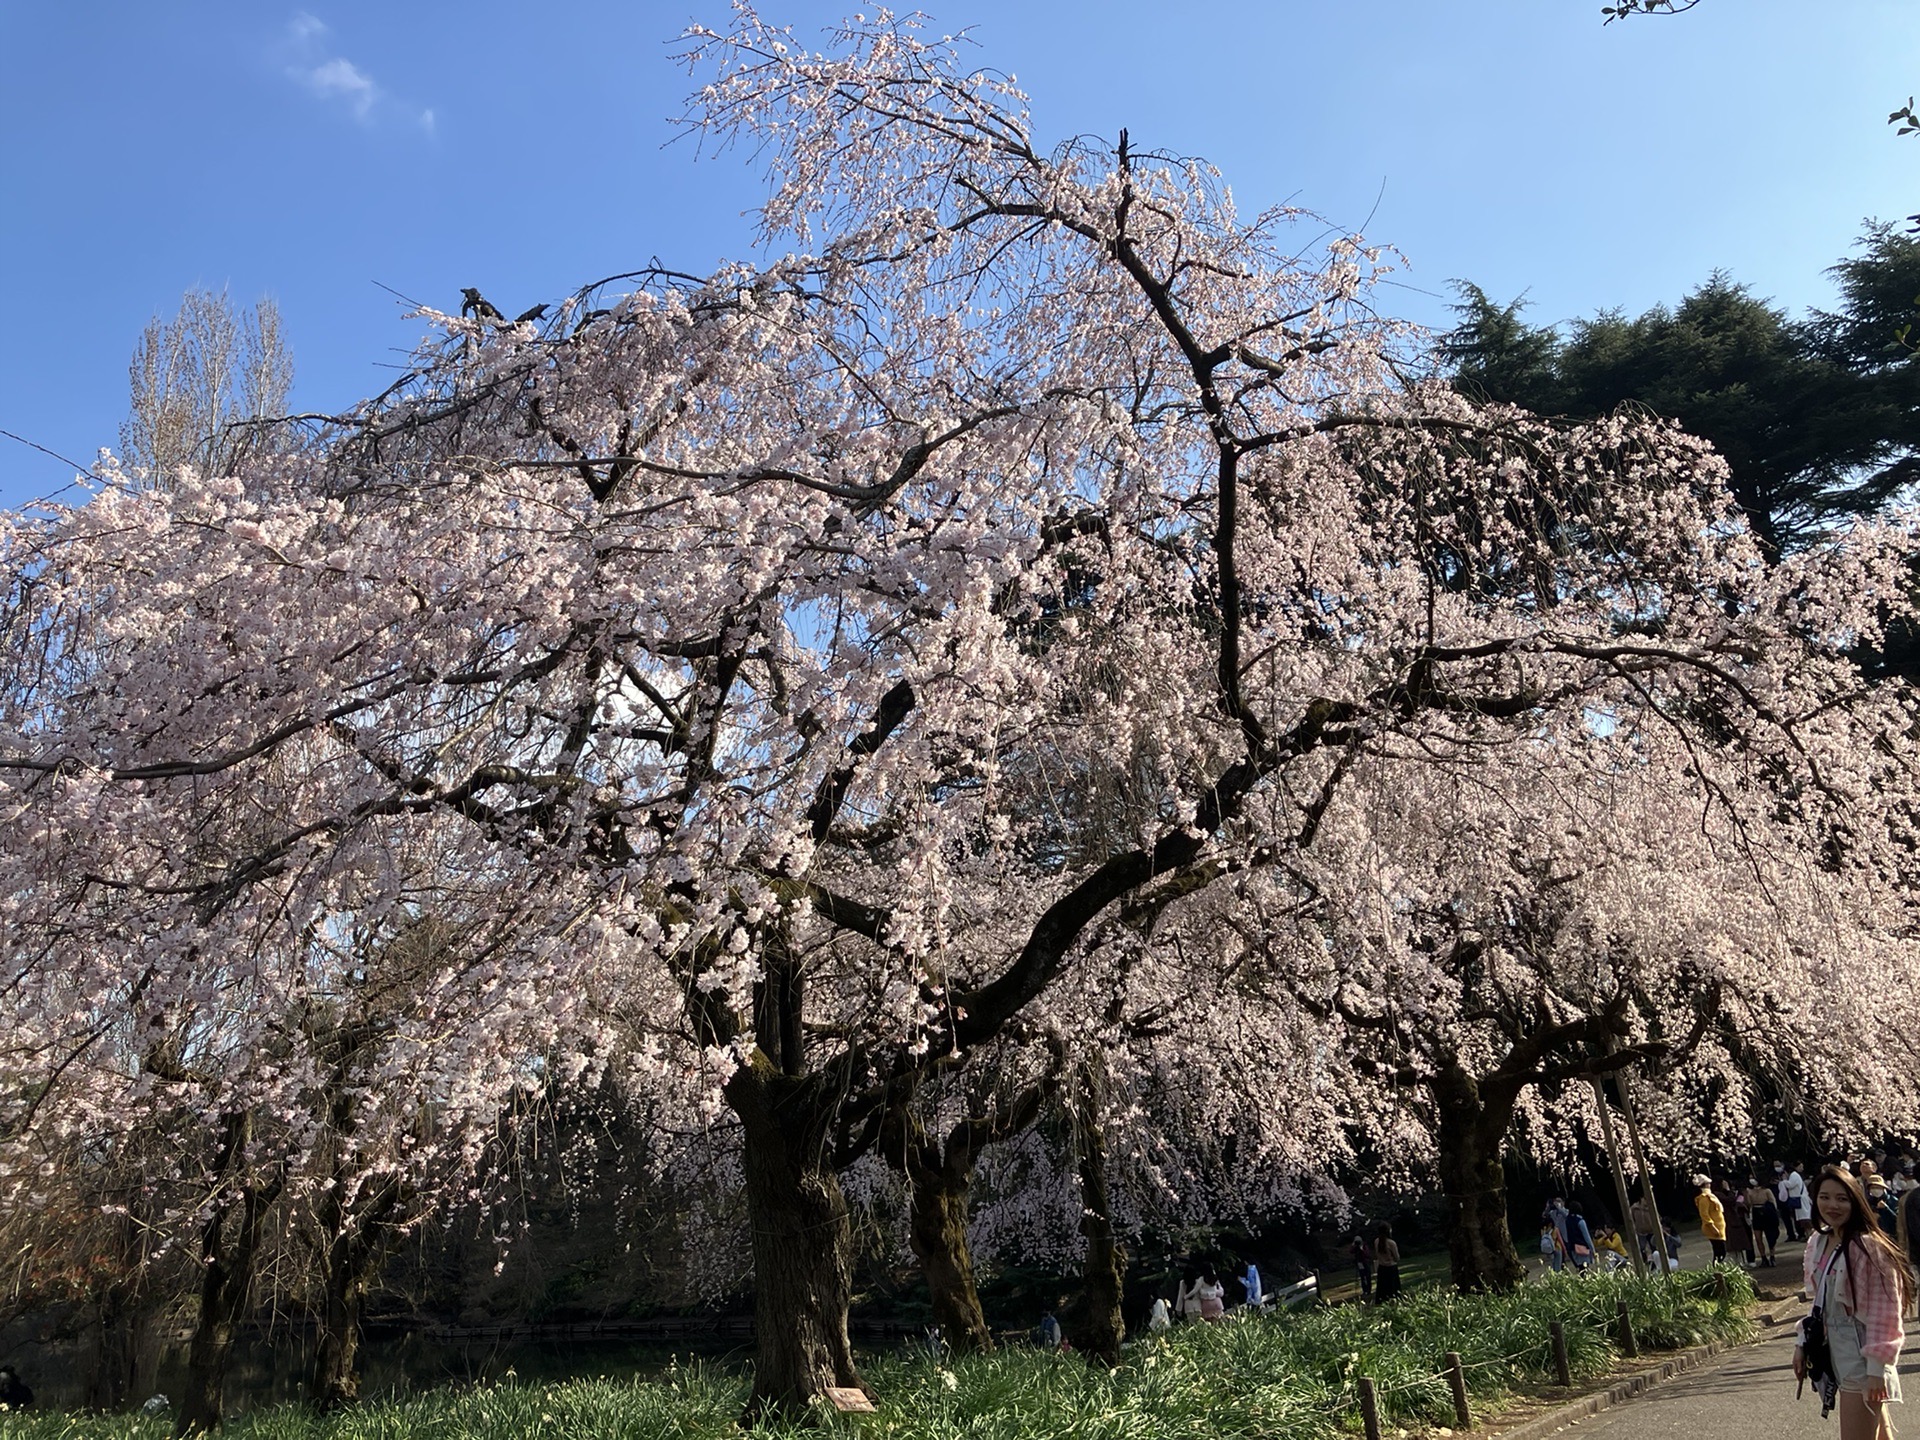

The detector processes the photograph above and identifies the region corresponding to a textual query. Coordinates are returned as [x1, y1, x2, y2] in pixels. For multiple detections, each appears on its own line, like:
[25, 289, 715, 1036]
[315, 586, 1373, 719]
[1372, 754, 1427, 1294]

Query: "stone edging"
[1487, 1318, 1784, 1440]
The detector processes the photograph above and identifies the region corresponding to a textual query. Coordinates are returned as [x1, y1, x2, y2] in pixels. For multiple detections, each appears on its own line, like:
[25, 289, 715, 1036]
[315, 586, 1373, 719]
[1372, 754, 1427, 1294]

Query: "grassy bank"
[0, 1269, 1753, 1440]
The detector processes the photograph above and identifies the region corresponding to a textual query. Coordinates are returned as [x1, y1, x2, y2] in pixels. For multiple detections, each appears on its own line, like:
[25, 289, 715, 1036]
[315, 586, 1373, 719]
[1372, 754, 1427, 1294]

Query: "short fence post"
[1445, 1351, 1471, 1429]
[1358, 1376, 1383, 1440]
[1616, 1299, 1638, 1358]
[1549, 1321, 1572, 1387]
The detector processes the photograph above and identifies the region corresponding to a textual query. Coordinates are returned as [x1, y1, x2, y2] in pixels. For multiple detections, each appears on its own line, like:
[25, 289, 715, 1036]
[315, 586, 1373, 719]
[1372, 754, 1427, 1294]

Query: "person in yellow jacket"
[1693, 1173, 1729, 1263]
[1594, 1225, 1632, 1271]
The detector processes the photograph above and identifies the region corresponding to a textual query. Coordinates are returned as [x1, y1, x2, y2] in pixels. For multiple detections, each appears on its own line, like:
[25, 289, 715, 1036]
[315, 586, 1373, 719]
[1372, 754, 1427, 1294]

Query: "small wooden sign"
[823, 1386, 876, 1413]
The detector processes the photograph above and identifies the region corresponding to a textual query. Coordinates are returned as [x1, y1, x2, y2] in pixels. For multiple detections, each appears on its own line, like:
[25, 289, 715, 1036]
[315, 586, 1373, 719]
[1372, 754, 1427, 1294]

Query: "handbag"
[1800, 1306, 1839, 1418]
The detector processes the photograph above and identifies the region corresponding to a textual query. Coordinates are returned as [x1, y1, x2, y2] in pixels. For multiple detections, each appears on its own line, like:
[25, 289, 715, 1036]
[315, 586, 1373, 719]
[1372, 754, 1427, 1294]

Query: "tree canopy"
[6, 7, 1920, 1421]
[1442, 229, 1920, 561]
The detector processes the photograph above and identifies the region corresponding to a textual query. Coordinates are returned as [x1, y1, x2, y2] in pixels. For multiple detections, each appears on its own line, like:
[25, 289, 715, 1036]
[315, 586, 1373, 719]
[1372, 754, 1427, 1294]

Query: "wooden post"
[1549, 1321, 1572, 1387]
[1616, 1078, 1671, 1278]
[1358, 1376, 1383, 1440]
[1616, 1298, 1638, 1358]
[1589, 1073, 1649, 1277]
[1445, 1351, 1471, 1429]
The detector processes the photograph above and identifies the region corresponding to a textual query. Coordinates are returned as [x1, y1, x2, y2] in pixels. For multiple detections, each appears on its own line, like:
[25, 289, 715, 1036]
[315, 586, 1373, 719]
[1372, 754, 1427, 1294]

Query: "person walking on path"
[1747, 1176, 1782, 1266]
[1567, 1202, 1598, 1272]
[1725, 1178, 1756, 1267]
[1794, 1165, 1912, 1440]
[1870, 1176, 1901, 1235]
[1781, 1161, 1810, 1243]
[1695, 1174, 1729, 1263]
[1545, 1198, 1574, 1273]
[1893, 1156, 1917, 1201]
[1373, 1223, 1403, 1303]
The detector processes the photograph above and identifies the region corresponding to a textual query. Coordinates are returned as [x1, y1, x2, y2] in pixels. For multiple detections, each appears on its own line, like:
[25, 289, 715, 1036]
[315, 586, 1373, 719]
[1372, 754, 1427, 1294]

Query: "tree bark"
[1431, 1062, 1527, 1293]
[307, 1177, 402, 1412]
[883, 1079, 1048, 1356]
[1069, 1062, 1126, 1365]
[905, 1149, 994, 1354]
[175, 1114, 282, 1437]
[85, 1273, 150, 1412]
[728, 1056, 864, 1421]
[84, 1206, 152, 1411]
[309, 1276, 362, 1415]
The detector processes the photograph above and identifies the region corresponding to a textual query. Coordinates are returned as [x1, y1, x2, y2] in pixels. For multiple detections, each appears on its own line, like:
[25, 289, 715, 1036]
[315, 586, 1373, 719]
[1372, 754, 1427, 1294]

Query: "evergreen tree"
[1442, 234, 1920, 563]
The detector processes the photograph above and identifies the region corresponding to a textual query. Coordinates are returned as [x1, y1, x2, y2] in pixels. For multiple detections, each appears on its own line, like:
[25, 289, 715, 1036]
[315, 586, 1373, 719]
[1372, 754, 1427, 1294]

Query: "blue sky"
[1, 0, 1914, 509]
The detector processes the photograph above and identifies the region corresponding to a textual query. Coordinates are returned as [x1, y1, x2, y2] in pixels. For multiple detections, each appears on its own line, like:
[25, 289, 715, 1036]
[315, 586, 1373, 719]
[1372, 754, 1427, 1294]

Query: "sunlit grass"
[0, 1269, 1752, 1440]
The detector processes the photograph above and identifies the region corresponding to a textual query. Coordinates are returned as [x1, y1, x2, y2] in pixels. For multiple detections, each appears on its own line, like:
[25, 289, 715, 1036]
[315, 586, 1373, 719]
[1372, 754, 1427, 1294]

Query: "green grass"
[0, 1269, 1754, 1440]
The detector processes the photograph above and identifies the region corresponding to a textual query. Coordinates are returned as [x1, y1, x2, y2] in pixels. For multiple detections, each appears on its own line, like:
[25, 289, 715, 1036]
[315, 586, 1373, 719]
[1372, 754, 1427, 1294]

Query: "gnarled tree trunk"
[1431, 1063, 1526, 1293]
[1069, 1061, 1125, 1365]
[907, 1157, 994, 1354]
[885, 1077, 1049, 1356]
[308, 1180, 402, 1413]
[175, 1113, 283, 1437]
[728, 1056, 864, 1421]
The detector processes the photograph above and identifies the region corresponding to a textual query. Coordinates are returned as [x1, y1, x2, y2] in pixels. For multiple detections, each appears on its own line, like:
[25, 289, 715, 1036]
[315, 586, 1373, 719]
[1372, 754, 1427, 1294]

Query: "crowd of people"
[1528, 1152, 1920, 1286]
[1537, 1151, 1917, 1440]
[1690, 1154, 1919, 1276]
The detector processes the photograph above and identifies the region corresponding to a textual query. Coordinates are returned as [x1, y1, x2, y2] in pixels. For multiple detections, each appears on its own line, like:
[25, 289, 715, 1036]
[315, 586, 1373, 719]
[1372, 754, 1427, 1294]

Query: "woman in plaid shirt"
[1795, 1166, 1914, 1440]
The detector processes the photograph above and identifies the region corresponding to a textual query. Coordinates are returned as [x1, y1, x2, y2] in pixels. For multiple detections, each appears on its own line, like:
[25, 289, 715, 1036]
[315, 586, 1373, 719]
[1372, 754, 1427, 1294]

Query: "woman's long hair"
[1813, 1164, 1916, 1309]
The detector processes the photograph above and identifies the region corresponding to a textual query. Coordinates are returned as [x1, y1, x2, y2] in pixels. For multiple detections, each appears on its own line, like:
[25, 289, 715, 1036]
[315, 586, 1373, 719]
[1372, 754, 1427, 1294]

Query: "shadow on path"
[1533, 1325, 1915, 1440]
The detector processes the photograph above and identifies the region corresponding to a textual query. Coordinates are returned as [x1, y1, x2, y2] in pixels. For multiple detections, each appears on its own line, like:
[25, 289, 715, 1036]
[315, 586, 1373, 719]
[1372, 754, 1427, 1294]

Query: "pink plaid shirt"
[1805, 1230, 1908, 1376]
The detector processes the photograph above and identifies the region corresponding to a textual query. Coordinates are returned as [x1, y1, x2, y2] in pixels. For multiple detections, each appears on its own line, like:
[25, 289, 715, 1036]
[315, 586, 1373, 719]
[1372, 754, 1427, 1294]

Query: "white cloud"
[281, 12, 433, 133]
[302, 56, 377, 120]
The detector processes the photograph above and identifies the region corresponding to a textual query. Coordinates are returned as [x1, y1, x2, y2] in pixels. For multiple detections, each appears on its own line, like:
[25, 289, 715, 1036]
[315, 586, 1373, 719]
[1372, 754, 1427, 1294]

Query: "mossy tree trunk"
[885, 1079, 1048, 1355]
[1431, 1062, 1527, 1293]
[727, 1054, 865, 1421]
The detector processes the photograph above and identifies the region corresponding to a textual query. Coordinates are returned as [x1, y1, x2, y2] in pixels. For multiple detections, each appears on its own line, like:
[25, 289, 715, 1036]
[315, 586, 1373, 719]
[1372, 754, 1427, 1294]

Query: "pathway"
[1520, 1318, 1917, 1440]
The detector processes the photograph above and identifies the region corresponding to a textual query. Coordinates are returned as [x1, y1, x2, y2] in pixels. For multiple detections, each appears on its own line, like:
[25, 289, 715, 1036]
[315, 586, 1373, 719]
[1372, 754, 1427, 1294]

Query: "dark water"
[1, 1331, 747, 1417]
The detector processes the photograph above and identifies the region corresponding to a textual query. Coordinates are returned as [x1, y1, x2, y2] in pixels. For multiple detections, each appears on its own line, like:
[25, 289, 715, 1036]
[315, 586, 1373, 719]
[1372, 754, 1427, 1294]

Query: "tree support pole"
[1589, 1073, 1649, 1277]
[1616, 1074, 1671, 1278]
